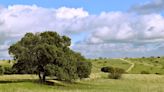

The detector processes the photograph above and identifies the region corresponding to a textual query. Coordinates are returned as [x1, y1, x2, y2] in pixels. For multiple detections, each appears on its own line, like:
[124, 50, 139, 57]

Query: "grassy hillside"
[90, 59, 131, 73]
[125, 57, 164, 74]
[0, 57, 164, 92]
[90, 57, 164, 74]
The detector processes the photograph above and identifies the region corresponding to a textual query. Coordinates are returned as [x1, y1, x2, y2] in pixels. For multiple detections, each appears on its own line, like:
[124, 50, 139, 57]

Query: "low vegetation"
[101, 66, 125, 79]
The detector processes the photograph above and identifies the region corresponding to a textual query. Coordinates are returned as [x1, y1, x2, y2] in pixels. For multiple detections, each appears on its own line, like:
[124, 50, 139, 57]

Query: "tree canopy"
[9, 31, 92, 82]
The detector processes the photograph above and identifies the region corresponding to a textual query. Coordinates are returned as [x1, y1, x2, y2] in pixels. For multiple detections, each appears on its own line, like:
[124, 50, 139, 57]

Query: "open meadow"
[0, 57, 164, 92]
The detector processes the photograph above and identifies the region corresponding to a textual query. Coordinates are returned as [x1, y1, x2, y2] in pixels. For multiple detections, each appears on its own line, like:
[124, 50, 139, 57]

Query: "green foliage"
[0, 66, 4, 75]
[45, 64, 69, 81]
[77, 61, 92, 79]
[108, 67, 125, 79]
[101, 66, 113, 73]
[4, 67, 13, 74]
[100, 66, 125, 79]
[11, 60, 35, 74]
[9, 31, 91, 82]
[45, 60, 78, 82]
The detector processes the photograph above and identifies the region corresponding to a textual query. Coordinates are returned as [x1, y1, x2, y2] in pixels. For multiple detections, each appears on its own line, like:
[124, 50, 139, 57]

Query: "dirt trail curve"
[119, 58, 135, 72]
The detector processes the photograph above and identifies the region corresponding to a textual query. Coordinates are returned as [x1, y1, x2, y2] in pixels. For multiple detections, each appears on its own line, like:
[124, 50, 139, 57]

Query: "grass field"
[90, 57, 164, 74]
[0, 57, 164, 92]
[0, 74, 164, 92]
[125, 57, 164, 74]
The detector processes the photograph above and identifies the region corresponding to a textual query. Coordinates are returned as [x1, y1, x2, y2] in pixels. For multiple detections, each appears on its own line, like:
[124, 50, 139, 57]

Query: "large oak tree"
[9, 31, 91, 82]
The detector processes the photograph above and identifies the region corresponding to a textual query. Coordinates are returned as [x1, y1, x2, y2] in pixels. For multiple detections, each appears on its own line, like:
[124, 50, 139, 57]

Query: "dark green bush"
[155, 72, 161, 75]
[141, 71, 150, 74]
[157, 56, 160, 58]
[155, 61, 159, 63]
[101, 66, 113, 73]
[108, 67, 125, 79]
[77, 61, 92, 79]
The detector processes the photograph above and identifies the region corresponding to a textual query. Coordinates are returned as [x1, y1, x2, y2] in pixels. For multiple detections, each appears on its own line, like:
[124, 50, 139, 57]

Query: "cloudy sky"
[0, 0, 164, 59]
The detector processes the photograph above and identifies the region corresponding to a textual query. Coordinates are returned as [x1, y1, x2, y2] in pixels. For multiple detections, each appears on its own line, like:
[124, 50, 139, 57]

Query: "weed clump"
[141, 71, 150, 74]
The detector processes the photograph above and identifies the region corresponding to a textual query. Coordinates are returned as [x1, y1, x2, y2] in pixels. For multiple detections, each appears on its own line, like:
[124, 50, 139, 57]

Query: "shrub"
[141, 71, 150, 74]
[0, 66, 4, 75]
[157, 56, 160, 58]
[108, 67, 125, 79]
[4, 67, 16, 74]
[155, 61, 159, 63]
[101, 66, 113, 73]
[77, 61, 92, 79]
[104, 61, 107, 63]
[155, 72, 161, 75]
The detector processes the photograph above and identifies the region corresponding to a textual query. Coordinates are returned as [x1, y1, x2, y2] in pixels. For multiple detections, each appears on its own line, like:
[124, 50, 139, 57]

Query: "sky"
[0, 0, 164, 59]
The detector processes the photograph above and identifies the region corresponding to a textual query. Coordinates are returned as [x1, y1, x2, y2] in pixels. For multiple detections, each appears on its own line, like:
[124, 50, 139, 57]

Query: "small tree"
[101, 66, 125, 79]
[108, 67, 125, 79]
[77, 61, 92, 79]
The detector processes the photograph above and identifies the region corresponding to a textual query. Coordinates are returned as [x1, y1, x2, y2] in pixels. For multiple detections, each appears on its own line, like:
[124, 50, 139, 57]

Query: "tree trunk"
[39, 71, 46, 82]
[43, 74, 46, 82]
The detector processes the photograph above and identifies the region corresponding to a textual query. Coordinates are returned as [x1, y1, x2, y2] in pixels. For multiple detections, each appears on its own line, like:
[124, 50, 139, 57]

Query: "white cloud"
[84, 13, 164, 44]
[56, 7, 89, 19]
[0, 5, 164, 59]
[130, 0, 164, 14]
[0, 5, 89, 59]
[72, 13, 164, 58]
[72, 42, 164, 58]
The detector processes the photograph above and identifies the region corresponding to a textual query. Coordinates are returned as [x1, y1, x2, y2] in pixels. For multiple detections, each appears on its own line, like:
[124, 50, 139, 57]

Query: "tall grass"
[0, 74, 164, 92]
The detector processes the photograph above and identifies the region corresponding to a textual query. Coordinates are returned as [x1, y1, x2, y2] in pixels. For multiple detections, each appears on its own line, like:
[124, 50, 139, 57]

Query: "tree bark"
[39, 71, 46, 82]
[43, 74, 46, 82]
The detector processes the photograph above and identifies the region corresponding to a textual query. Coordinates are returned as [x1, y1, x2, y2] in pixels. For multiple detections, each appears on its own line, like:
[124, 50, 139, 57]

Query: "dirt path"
[119, 58, 135, 72]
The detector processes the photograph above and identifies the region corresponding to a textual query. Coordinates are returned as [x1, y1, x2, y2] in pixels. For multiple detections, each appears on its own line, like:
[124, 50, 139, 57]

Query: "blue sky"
[0, 0, 164, 59]
[1, 0, 149, 13]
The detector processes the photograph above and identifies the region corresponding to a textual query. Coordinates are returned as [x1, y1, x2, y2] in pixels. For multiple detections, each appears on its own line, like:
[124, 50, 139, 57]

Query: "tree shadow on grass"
[44, 79, 94, 88]
[0, 78, 95, 89]
[0, 79, 39, 84]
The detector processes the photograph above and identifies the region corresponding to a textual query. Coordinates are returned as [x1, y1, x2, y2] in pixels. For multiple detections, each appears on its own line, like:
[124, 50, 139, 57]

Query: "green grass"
[0, 60, 13, 67]
[0, 74, 38, 81]
[125, 57, 164, 74]
[91, 59, 131, 73]
[90, 57, 164, 74]
[0, 74, 164, 92]
[0, 57, 164, 92]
